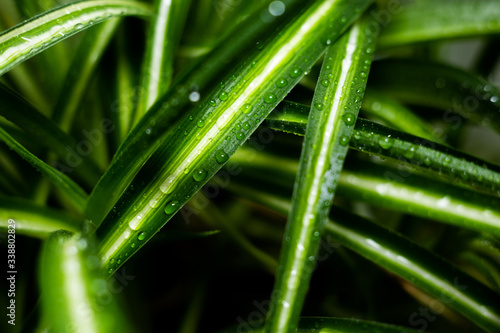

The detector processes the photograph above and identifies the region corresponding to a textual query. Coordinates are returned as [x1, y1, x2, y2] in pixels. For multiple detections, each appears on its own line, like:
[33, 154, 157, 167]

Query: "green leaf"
[378, 0, 500, 49]
[230, 146, 500, 238]
[85, 0, 307, 223]
[361, 89, 441, 142]
[0, 84, 101, 187]
[39, 231, 133, 332]
[0, 0, 152, 76]
[51, 19, 121, 133]
[94, 0, 373, 276]
[266, 101, 500, 197]
[0, 197, 79, 238]
[369, 59, 500, 134]
[0, 126, 88, 212]
[264, 13, 377, 333]
[135, 0, 190, 119]
[225, 157, 500, 333]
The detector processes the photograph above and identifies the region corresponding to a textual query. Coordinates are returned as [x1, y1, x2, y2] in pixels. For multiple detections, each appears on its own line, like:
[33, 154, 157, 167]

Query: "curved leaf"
[85, 0, 308, 223]
[39, 231, 133, 333]
[266, 101, 500, 197]
[369, 59, 500, 134]
[226, 154, 500, 332]
[0, 197, 79, 238]
[378, 0, 500, 49]
[265, 14, 377, 333]
[95, 0, 373, 276]
[0, 0, 152, 76]
[0, 126, 88, 211]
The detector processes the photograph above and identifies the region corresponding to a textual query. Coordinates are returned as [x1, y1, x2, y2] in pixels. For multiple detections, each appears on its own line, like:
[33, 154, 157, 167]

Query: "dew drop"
[243, 122, 250, 130]
[289, 68, 302, 78]
[339, 136, 349, 146]
[197, 120, 204, 128]
[219, 91, 228, 101]
[314, 103, 324, 110]
[378, 136, 394, 149]
[276, 78, 287, 88]
[138, 232, 146, 241]
[342, 113, 355, 126]
[359, 71, 367, 78]
[215, 150, 229, 164]
[131, 243, 136, 248]
[108, 268, 113, 274]
[236, 132, 245, 140]
[321, 79, 330, 87]
[242, 104, 253, 114]
[264, 93, 277, 104]
[208, 99, 216, 106]
[164, 201, 179, 214]
[193, 169, 207, 182]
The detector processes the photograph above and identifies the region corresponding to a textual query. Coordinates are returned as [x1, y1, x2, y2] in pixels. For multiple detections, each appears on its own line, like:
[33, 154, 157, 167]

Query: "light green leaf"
[0, 198, 79, 238]
[264, 13, 377, 333]
[379, 0, 500, 49]
[0, 0, 151, 76]
[94, 0, 372, 276]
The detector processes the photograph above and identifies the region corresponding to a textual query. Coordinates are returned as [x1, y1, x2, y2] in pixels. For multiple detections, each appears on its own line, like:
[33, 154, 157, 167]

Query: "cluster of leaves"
[1, 0, 500, 332]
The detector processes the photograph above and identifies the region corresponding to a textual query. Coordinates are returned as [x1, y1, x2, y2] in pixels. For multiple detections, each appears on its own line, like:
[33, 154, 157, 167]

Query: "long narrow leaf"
[264, 14, 376, 333]
[0, 85, 101, 186]
[369, 59, 500, 134]
[136, 0, 190, 118]
[39, 231, 133, 332]
[85, 0, 307, 223]
[230, 147, 500, 237]
[225, 177, 500, 332]
[95, 0, 373, 276]
[0, 198, 79, 238]
[0, 0, 151, 76]
[0, 126, 88, 212]
[52, 19, 121, 132]
[378, 0, 500, 49]
[266, 101, 500, 197]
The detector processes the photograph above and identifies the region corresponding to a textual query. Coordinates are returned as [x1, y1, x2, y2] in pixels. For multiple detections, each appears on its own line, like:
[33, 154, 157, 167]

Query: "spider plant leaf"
[264, 14, 377, 332]
[0, 0, 152, 76]
[378, 0, 500, 49]
[369, 59, 500, 134]
[0, 198, 79, 238]
[135, 0, 191, 119]
[95, 0, 373, 276]
[225, 163, 500, 333]
[0, 126, 88, 212]
[51, 19, 121, 133]
[266, 101, 500, 197]
[230, 147, 500, 237]
[361, 89, 441, 142]
[39, 231, 133, 333]
[0, 84, 101, 187]
[338, 162, 500, 237]
[85, 0, 309, 223]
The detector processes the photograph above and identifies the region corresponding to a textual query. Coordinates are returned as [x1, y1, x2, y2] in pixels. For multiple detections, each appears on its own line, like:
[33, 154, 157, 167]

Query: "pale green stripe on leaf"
[0, 0, 151, 76]
[379, 0, 500, 48]
[266, 102, 500, 197]
[95, 0, 372, 276]
[39, 231, 133, 333]
[136, 0, 190, 119]
[265, 14, 376, 333]
[0, 198, 79, 238]
[224, 159, 500, 333]
[85, 0, 305, 224]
